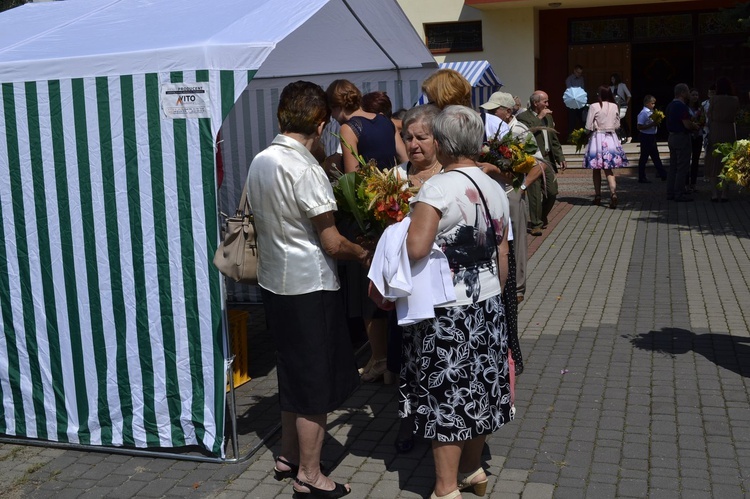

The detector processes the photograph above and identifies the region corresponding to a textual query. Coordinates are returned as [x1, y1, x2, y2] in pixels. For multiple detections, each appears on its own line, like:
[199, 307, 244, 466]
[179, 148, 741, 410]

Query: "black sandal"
[293, 478, 351, 498]
[274, 457, 329, 481]
[273, 456, 298, 481]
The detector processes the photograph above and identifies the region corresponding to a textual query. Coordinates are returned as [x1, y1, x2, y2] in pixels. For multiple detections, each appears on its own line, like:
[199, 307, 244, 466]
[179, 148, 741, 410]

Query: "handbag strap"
[238, 183, 252, 216]
[448, 169, 499, 245]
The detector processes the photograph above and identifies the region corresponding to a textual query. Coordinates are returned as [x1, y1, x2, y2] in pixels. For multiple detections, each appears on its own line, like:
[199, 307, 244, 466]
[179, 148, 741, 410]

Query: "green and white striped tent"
[0, 0, 436, 458]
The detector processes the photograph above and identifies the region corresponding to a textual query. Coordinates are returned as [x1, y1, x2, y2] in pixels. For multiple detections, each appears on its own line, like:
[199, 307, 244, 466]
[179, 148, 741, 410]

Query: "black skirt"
[399, 294, 513, 441]
[261, 288, 359, 414]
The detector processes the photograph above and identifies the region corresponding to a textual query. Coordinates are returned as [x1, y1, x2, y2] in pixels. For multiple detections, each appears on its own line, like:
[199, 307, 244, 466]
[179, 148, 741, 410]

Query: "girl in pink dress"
[584, 86, 629, 208]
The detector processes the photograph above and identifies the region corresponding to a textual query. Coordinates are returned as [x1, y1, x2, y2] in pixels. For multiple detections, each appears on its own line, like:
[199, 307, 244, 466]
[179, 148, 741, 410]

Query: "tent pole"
[340, 0, 403, 102]
[221, 277, 241, 461]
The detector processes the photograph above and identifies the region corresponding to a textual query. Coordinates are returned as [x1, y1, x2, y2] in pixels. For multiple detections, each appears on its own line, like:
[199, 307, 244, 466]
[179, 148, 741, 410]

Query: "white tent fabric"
[417, 60, 503, 110]
[0, 0, 436, 457]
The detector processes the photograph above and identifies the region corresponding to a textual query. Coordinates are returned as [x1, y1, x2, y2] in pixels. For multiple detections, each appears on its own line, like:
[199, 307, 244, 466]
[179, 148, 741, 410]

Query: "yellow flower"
[715, 139, 750, 189]
[651, 110, 665, 125]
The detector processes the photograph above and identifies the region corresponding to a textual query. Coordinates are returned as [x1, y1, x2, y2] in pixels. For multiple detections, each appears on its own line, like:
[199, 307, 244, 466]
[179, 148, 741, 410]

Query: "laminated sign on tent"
[417, 60, 503, 110]
[0, 0, 436, 459]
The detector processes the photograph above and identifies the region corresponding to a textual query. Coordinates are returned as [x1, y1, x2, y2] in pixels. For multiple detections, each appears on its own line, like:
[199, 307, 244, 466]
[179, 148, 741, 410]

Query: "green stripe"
[198, 69, 224, 455]
[171, 70, 205, 443]
[0, 83, 25, 435]
[219, 71, 234, 123]
[90, 77, 133, 446]
[94, 76, 126, 446]
[25, 82, 55, 440]
[28, 81, 68, 441]
[47, 80, 75, 441]
[72, 78, 104, 444]
[145, 73, 183, 446]
[7, 83, 46, 438]
[120, 75, 159, 447]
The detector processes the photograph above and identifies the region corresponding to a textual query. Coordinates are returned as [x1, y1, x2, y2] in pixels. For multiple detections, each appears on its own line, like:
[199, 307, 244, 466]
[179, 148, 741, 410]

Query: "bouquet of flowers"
[332, 138, 415, 238]
[694, 110, 706, 127]
[568, 128, 590, 153]
[478, 130, 538, 189]
[650, 109, 665, 126]
[713, 139, 750, 189]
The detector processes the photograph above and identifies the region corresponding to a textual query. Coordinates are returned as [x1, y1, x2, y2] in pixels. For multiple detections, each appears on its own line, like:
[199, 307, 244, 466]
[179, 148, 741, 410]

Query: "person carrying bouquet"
[636, 95, 667, 183]
[479, 91, 544, 301]
[327, 79, 407, 384]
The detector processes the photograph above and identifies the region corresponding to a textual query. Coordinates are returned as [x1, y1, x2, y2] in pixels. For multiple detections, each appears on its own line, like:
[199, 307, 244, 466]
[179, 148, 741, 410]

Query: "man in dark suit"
[516, 91, 564, 236]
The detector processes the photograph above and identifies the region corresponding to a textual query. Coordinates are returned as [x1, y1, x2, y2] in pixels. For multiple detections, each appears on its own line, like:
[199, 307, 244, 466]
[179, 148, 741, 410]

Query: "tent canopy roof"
[439, 60, 503, 88]
[0, 0, 436, 83]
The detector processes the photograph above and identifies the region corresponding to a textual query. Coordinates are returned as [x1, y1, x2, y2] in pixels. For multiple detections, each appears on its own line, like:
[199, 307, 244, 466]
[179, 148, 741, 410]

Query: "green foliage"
[0, 0, 28, 13]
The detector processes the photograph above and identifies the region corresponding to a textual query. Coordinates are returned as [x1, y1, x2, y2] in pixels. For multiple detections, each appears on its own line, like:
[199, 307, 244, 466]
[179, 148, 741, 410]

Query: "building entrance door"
[569, 44, 631, 134]
[632, 41, 695, 141]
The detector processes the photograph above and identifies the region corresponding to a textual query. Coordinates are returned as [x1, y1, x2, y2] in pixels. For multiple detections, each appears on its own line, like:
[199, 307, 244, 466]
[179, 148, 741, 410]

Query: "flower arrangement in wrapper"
[331, 136, 415, 239]
[650, 109, 665, 126]
[713, 139, 750, 189]
[568, 128, 590, 153]
[477, 130, 538, 190]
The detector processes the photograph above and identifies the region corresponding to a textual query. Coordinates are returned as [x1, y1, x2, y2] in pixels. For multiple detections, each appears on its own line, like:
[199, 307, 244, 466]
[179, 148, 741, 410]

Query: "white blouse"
[411, 167, 510, 307]
[246, 134, 339, 295]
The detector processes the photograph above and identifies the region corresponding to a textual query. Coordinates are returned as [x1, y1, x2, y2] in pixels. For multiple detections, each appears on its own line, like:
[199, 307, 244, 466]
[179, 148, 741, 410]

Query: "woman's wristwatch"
[520, 183, 527, 191]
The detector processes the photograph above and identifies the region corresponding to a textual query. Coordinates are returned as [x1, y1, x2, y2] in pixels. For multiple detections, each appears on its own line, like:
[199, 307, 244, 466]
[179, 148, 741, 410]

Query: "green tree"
[0, 0, 28, 13]
[719, 2, 750, 40]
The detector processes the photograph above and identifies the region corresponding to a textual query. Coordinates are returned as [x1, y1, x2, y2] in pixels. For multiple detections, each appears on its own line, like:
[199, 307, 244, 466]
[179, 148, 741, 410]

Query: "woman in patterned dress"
[583, 86, 629, 209]
[402, 105, 512, 499]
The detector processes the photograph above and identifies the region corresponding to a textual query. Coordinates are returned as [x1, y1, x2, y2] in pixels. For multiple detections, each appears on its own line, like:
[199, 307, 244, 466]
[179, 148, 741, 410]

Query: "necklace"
[409, 162, 441, 185]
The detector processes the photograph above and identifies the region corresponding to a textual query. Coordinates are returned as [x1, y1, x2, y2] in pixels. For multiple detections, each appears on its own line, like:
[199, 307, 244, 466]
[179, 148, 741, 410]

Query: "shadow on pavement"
[628, 327, 750, 378]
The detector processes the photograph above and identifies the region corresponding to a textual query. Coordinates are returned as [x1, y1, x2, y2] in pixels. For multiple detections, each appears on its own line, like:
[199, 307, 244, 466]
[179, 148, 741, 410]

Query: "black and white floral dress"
[399, 167, 513, 442]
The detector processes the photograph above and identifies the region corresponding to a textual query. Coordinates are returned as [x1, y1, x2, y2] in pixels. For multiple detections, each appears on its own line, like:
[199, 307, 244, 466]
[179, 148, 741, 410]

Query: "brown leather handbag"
[213, 186, 258, 285]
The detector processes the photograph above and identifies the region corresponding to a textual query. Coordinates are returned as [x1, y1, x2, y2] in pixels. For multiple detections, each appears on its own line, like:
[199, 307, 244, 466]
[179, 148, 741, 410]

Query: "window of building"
[424, 21, 482, 54]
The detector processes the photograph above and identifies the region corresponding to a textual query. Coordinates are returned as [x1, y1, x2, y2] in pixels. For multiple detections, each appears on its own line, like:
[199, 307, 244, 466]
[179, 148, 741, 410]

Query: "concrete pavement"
[2, 163, 750, 498]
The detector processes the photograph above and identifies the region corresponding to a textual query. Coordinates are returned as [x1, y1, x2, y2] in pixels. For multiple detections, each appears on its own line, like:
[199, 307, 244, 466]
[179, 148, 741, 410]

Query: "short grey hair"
[432, 105, 484, 159]
[528, 91, 545, 109]
[401, 104, 440, 136]
[674, 83, 690, 97]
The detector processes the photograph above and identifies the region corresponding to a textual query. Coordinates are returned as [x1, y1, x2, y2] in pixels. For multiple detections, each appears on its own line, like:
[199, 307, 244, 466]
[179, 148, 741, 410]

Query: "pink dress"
[583, 101, 629, 170]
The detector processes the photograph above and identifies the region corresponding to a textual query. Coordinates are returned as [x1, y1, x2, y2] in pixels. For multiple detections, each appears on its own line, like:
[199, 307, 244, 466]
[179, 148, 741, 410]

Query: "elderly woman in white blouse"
[247, 81, 371, 499]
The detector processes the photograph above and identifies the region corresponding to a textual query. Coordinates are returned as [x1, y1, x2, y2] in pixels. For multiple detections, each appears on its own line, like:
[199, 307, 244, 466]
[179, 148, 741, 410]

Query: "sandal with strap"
[592, 195, 601, 206]
[430, 490, 461, 499]
[360, 358, 395, 384]
[273, 456, 298, 481]
[458, 467, 488, 496]
[609, 194, 618, 209]
[293, 478, 351, 498]
[273, 457, 327, 481]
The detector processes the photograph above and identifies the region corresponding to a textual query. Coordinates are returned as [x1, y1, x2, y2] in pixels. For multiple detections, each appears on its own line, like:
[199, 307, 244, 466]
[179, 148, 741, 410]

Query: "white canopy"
[0, 0, 436, 458]
[0, 0, 435, 83]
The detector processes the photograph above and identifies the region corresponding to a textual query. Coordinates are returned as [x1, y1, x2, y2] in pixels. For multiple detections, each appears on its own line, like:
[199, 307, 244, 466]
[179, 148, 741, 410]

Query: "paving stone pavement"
[2, 159, 750, 498]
